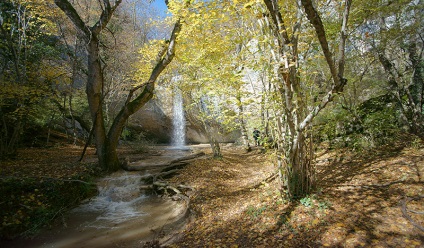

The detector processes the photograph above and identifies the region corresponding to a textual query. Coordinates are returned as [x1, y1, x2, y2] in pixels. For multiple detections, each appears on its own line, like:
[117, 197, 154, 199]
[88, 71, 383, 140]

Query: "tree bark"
[263, 0, 352, 199]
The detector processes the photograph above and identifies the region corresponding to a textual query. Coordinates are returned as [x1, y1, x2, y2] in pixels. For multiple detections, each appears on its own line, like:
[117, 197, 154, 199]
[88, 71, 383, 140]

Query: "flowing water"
[171, 89, 186, 148]
[3, 170, 188, 248]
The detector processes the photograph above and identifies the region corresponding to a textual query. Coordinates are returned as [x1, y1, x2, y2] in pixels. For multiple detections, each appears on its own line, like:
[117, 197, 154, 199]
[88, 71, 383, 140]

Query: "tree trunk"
[407, 42, 424, 136]
[85, 35, 117, 170]
[210, 138, 222, 158]
[263, 0, 351, 199]
[204, 124, 222, 158]
[237, 92, 251, 152]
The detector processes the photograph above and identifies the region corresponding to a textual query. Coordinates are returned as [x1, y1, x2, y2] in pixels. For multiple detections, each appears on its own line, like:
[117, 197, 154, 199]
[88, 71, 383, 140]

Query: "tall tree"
[54, 0, 181, 171]
[257, 0, 352, 199]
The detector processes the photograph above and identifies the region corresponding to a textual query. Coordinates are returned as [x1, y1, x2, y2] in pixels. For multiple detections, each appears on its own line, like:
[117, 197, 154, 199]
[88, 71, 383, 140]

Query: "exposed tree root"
[137, 152, 204, 198]
[400, 195, 424, 232]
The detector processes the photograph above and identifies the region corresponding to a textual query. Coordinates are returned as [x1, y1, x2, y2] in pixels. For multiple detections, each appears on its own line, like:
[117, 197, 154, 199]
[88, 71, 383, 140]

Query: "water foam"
[71, 171, 147, 228]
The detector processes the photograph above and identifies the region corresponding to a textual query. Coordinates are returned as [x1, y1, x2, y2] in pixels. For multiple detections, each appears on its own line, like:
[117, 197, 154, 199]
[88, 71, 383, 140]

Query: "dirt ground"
[1, 141, 423, 247]
[162, 143, 424, 247]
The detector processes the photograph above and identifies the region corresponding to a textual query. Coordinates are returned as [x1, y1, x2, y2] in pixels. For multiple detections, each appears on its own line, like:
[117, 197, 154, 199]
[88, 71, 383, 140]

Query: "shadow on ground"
[165, 144, 423, 247]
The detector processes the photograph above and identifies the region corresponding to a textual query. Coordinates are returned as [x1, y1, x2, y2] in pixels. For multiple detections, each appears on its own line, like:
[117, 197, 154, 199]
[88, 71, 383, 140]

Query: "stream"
[3, 146, 207, 248]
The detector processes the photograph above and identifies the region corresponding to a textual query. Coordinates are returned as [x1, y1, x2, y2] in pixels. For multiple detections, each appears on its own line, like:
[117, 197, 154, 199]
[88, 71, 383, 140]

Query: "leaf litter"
[1, 141, 423, 247]
[163, 143, 423, 247]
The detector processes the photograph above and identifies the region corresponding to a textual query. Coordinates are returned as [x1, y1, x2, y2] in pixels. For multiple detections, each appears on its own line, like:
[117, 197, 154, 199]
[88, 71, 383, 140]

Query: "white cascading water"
[71, 171, 147, 227]
[171, 89, 186, 147]
[13, 170, 186, 247]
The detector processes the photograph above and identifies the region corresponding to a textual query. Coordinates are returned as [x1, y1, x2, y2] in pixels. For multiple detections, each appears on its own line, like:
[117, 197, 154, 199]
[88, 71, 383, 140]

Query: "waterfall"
[71, 172, 147, 226]
[172, 89, 186, 147]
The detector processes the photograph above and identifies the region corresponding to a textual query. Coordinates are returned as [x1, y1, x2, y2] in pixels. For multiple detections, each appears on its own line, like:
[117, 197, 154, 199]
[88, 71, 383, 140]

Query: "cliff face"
[130, 99, 173, 143]
[130, 97, 240, 145]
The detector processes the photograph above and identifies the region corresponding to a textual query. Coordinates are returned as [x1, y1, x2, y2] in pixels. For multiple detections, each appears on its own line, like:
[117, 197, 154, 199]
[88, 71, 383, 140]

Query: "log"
[139, 152, 206, 182]
[140, 168, 181, 183]
[154, 169, 180, 180]
[124, 151, 206, 171]
[161, 161, 189, 172]
[159, 152, 206, 173]
[170, 152, 206, 163]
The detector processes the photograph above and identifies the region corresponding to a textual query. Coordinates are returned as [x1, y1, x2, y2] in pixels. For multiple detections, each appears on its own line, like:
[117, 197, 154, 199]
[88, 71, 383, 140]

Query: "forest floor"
[1, 139, 423, 247]
[161, 141, 424, 247]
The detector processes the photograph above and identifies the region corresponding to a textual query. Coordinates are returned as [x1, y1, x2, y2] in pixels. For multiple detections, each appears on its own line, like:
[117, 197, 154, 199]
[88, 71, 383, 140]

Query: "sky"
[150, 0, 169, 18]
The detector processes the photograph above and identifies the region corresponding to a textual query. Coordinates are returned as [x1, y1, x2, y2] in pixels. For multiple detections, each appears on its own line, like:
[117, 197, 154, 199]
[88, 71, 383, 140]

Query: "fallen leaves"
[167, 144, 424, 247]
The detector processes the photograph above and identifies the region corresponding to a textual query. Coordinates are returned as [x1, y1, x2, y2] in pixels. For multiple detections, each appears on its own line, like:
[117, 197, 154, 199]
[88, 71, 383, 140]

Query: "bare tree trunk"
[407, 42, 424, 136]
[209, 136, 222, 158]
[237, 92, 251, 152]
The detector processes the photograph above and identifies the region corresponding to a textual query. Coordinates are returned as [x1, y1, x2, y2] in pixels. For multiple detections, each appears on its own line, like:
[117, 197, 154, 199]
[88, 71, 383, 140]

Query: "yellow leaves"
[408, 240, 422, 246]
[312, 218, 320, 226]
[0, 82, 47, 116]
[133, 39, 168, 83]
[335, 222, 346, 228]
[243, 1, 255, 9]
[13, 0, 61, 33]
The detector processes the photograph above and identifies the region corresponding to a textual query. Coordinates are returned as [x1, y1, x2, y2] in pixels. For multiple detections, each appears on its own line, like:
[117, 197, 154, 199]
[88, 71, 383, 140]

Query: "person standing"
[253, 128, 260, 146]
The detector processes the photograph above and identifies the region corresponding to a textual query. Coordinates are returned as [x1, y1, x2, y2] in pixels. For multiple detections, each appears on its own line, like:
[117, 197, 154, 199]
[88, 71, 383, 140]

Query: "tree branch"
[263, 0, 291, 45]
[107, 18, 182, 148]
[300, 0, 337, 84]
[92, 0, 123, 35]
[336, 0, 352, 80]
[54, 0, 91, 39]
[298, 0, 352, 131]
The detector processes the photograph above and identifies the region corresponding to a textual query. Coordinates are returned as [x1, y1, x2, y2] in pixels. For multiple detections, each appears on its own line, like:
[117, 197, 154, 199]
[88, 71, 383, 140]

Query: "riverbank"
[0, 145, 101, 239]
[0, 144, 205, 247]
